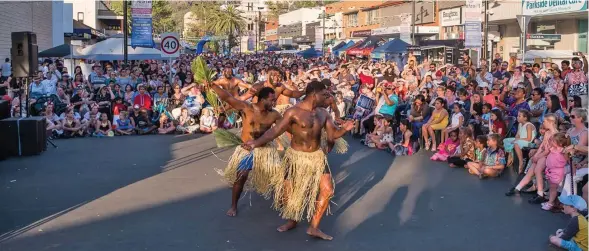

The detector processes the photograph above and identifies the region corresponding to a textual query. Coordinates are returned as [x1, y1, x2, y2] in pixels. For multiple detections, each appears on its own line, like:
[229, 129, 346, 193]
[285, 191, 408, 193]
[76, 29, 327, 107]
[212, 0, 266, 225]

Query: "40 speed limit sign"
[160, 33, 180, 58]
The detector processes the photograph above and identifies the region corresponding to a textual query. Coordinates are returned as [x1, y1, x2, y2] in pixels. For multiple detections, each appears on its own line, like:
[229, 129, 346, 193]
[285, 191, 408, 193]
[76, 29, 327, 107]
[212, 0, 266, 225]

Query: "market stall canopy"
[333, 41, 355, 56]
[331, 41, 346, 51]
[39, 44, 81, 58]
[346, 36, 387, 57]
[371, 39, 411, 59]
[297, 48, 322, 59]
[75, 34, 164, 61]
[265, 46, 281, 52]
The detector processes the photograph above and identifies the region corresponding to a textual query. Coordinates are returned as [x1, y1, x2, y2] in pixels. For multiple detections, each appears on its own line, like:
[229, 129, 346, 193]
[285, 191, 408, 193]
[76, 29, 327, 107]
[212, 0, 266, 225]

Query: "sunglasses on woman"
[570, 115, 577, 119]
[568, 99, 575, 102]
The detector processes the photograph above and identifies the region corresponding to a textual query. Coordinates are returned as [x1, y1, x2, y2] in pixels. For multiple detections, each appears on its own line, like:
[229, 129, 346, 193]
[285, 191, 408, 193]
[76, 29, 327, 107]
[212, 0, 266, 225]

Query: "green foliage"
[213, 129, 243, 148]
[191, 56, 216, 85]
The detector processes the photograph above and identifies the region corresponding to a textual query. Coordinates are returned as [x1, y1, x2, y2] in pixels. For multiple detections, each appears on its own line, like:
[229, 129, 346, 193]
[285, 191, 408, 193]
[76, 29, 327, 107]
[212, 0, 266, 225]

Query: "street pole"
[411, 0, 416, 45]
[483, 0, 489, 65]
[258, 10, 262, 53]
[123, 0, 128, 66]
[322, 8, 326, 56]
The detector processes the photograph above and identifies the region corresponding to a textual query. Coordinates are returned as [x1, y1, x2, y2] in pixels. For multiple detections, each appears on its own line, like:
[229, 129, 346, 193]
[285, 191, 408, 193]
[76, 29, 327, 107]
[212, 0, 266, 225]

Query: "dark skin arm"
[236, 83, 262, 101]
[325, 109, 354, 141]
[276, 85, 305, 99]
[210, 84, 247, 111]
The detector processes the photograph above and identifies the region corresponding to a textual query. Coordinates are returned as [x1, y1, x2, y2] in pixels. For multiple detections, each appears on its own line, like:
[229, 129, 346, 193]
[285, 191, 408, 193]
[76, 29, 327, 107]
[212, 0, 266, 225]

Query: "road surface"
[0, 134, 567, 251]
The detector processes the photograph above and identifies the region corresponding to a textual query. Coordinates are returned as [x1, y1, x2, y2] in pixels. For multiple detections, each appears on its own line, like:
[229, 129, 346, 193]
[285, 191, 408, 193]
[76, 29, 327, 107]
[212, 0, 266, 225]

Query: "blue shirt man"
[378, 86, 399, 116]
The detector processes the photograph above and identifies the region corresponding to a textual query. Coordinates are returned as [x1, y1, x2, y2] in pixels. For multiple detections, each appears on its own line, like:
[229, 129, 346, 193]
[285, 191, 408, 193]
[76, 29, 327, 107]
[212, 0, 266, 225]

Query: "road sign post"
[516, 15, 531, 63]
[160, 33, 179, 84]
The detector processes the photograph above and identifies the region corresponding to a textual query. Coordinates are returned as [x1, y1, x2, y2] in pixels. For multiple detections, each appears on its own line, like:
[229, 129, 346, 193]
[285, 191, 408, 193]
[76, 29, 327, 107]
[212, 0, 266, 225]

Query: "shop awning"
[333, 41, 355, 56]
[39, 44, 79, 58]
[265, 46, 281, 52]
[297, 48, 322, 59]
[346, 36, 387, 57]
[331, 41, 346, 51]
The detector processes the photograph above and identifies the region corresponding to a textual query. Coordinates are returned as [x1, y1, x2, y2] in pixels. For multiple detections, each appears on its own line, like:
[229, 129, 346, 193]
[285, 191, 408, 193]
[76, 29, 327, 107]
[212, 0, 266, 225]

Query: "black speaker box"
[11, 32, 38, 78]
[0, 100, 9, 120]
[0, 117, 46, 157]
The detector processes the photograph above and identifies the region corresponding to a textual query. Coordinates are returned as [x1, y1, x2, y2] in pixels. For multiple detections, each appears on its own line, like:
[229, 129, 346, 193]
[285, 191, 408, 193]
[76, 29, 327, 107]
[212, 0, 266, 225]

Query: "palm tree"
[206, 5, 245, 51]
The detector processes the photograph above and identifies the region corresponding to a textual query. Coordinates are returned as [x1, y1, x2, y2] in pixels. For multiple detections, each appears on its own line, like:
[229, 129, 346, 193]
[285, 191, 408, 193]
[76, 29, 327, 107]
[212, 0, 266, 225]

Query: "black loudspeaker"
[11, 32, 38, 77]
[0, 100, 9, 120]
[0, 117, 46, 157]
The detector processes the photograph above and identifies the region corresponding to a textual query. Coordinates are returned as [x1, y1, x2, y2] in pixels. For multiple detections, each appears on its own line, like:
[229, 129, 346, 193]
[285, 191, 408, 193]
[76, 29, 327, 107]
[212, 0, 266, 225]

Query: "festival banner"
[131, 0, 154, 48]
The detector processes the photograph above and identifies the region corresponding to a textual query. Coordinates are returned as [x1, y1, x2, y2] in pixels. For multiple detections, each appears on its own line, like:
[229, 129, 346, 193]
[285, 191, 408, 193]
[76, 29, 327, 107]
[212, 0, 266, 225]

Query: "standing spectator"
[565, 54, 589, 107]
[508, 67, 524, 90]
[561, 60, 572, 79]
[1, 58, 10, 82]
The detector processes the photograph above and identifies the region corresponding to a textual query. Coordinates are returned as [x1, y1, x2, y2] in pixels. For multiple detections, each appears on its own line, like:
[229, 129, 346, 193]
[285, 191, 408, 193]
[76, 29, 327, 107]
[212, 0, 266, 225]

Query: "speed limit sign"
[160, 32, 180, 58]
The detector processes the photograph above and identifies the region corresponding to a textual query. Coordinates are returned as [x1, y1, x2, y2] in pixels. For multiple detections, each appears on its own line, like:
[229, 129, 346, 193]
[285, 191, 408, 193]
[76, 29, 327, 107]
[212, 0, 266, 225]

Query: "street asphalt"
[0, 133, 569, 251]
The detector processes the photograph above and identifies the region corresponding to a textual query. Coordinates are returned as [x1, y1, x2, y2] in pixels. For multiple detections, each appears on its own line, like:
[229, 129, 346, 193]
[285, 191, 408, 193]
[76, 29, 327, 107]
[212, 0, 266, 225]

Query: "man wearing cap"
[549, 195, 587, 251]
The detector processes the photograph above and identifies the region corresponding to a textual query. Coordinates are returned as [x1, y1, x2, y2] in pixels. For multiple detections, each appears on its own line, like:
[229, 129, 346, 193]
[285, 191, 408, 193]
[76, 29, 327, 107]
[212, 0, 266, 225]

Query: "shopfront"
[439, 7, 464, 40]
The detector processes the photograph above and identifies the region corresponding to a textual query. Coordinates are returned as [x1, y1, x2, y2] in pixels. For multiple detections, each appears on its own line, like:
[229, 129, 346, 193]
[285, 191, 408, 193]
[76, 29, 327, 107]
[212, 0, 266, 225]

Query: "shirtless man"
[238, 67, 305, 109]
[243, 81, 354, 240]
[213, 62, 252, 98]
[211, 83, 282, 217]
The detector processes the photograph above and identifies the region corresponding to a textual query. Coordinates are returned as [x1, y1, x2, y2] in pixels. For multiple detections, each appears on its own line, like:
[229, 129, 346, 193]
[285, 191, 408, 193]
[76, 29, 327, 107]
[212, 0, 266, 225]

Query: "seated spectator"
[548, 195, 588, 251]
[564, 95, 583, 118]
[124, 84, 135, 105]
[483, 84, 502, 108]
[389, 119, 413, 156]
[115, 111, 135, 135]
[199, 108, 217, 133]
[466, 135, 488, 175]
[157, 113, 175, 134]
[217, 113, 233, 129]
[174, 83, 204, 118]
[506, 114, 558, 199]
[94, 113, 113, 137]
[407, 94, 430, 137]
[489, 109, 507, 138]
[422, 98, 449, 151]
[467, 134, 506, 178]
[499, 85, 530, 121]
[431, 130, 459, 161]
[528, 88, 546, 123]
[44, 101, 62, 137]
[95, 86, 114, 120]
[540, 94, 566, 124]
[134, 108, 157, 135]
[504, 110, 537, 174]
[176, 107, 199, 134]
[112, 97, 127, 125]
[448, 127, 475, 168]
[61, 108, 84, 138]
[442, 103, 464, 144]
[133, 85, 153, 110]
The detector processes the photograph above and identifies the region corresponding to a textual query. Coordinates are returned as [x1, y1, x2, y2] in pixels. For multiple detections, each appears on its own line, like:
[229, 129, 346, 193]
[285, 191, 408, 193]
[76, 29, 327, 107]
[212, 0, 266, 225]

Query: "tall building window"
[367, 10, 379, 25]
[247, 3, 253, 11]
[248, 23, 254, 31]
[346, 13, 358, 27]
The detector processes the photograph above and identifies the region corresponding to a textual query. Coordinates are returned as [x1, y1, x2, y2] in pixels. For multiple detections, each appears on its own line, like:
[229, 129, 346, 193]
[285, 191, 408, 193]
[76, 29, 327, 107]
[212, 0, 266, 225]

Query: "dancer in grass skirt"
[210, 83, 283, 217]
[243, 81, 354, 241]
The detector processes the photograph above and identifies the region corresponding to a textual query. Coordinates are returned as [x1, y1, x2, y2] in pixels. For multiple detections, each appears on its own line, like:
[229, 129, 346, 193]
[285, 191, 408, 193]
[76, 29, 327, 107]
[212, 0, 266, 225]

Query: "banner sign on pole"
[131, 0, 154, 48]
[314, 27, 323, 51]
[464, 21, 482, 48]
[464, 0, 482, 22]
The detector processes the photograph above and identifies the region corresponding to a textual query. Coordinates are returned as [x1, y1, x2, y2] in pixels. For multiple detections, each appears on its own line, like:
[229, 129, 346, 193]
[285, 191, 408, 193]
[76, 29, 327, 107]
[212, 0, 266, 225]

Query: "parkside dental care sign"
[522, 0, 588, 16]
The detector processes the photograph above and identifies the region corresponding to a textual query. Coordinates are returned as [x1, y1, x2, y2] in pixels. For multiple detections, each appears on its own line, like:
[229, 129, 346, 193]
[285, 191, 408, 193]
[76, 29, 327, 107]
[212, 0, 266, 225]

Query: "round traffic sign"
[161, 35, 179, 55]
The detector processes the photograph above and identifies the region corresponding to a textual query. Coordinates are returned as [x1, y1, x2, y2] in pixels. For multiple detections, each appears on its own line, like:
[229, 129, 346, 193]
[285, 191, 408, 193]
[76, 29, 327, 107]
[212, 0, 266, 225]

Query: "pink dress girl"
[431, 132, 460, 161]
[542, 143, 568, 211]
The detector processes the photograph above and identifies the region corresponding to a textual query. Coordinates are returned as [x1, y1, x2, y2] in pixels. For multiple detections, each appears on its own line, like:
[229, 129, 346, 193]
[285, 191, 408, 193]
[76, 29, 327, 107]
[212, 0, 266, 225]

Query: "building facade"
[65, 0, 123, 36]
[489, 0, 588, 61]
[278, 8, 323, 46]
[264, 18, 279, 45]
[0, 1, 68, 60]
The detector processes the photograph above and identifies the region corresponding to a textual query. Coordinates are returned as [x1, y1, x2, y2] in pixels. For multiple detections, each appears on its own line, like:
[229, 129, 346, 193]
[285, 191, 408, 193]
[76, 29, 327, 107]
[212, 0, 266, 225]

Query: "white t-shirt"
[451, 112, 464, 128]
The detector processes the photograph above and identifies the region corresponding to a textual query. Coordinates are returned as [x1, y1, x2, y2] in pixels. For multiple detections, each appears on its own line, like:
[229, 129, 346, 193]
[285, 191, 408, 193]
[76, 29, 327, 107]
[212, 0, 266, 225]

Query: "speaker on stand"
[11, 32, 38, 78]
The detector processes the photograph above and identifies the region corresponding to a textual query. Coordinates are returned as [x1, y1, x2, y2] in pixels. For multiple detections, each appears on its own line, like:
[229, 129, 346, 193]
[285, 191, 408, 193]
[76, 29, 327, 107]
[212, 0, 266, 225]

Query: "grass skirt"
[223, 146, 282, 199]
[273, 148, 331, 222]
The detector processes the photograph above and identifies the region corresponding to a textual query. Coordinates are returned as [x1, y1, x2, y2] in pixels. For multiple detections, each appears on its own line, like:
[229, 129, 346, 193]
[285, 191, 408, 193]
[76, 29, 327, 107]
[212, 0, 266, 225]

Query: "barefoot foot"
[277, 220, 297, 232]
[226, 207, 237, 217]
[307, 227, 333, 241]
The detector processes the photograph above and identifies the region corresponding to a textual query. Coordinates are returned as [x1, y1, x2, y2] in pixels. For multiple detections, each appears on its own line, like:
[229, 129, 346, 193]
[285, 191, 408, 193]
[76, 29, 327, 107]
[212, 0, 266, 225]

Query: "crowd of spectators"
[1, 50, 588, 250]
